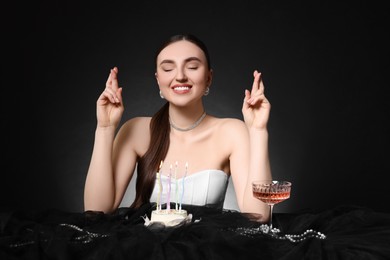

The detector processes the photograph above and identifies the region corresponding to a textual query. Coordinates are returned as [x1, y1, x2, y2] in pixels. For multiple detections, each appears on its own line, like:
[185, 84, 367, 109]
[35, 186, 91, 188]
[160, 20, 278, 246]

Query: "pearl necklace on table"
[231, 224, 326, 243]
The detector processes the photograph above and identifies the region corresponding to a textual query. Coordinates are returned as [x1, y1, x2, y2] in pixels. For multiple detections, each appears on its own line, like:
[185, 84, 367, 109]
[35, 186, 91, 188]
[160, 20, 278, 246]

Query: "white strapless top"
[150, 170, 229, 210]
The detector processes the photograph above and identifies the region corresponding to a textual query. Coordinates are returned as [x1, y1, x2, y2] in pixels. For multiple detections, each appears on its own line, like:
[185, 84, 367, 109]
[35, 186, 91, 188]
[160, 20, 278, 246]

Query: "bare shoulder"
[120, 116, 151, 131]
[210, 117, 247, 135]
[208, 117, 249, 148]
[115, 117, 152, 154]
[207, 117, 248, 159]
[118, 116, 152, 140]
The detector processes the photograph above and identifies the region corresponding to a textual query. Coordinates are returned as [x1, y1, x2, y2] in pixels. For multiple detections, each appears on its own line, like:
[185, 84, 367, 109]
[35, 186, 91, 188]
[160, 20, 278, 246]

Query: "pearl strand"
[8, 223, 110, 248]
[232, 224, 326, 243]
[58, 223, 109, 243]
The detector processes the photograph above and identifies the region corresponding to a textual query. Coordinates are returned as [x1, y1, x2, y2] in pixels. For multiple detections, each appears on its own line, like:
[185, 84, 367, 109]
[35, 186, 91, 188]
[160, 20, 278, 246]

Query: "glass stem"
[269, 204, 274, 230]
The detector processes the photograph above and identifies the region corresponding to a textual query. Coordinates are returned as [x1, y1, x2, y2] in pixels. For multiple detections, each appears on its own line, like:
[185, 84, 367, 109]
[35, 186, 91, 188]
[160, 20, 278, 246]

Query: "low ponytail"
[130, 102, 170, 208]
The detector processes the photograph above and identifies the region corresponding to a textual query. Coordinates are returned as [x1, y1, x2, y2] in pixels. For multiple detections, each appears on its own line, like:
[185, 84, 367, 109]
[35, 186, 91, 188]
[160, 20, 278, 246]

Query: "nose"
[175, 68, 188, 82]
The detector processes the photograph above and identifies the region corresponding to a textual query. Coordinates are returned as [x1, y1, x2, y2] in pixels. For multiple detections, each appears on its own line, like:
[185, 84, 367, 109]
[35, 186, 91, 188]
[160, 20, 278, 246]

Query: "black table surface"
[1, 203, 390, 260]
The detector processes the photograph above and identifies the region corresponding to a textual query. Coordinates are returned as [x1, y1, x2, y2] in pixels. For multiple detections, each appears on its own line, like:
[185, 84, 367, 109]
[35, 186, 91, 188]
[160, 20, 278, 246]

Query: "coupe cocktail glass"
[252, 180, 291, 230]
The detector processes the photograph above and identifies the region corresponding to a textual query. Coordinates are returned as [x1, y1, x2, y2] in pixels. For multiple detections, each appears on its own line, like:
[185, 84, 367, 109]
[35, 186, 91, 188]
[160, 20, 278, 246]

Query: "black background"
[4, 0, 389, 214]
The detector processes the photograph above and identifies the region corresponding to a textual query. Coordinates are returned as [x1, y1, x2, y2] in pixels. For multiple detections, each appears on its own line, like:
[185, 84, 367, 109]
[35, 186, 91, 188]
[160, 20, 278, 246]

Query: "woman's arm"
[84, 126, 117, 213]
[230, 70, 272, 217]
[84, 67, 140, 213]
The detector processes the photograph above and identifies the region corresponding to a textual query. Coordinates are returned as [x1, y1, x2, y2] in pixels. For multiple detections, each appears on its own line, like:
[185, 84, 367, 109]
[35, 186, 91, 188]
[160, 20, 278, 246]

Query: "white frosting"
[150, 209, 188, 226]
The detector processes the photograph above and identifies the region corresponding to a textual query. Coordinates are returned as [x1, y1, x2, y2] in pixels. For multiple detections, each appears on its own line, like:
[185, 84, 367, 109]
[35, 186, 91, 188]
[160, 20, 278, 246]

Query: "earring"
[204, 87, 210, 96]
[159, 90, 165, 99]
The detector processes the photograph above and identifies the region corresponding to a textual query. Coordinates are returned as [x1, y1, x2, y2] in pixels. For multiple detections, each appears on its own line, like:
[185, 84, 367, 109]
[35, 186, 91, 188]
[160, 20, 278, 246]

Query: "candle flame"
[158, 160, 163, 171]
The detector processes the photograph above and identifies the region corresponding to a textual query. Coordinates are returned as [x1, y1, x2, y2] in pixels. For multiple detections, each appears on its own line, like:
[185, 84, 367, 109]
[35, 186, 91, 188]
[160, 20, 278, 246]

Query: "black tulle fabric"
[1, 203, 390, 260]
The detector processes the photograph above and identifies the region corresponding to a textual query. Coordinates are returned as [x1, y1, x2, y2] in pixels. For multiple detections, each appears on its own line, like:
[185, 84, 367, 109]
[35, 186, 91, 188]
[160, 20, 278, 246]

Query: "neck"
[168, 104, 206, 132]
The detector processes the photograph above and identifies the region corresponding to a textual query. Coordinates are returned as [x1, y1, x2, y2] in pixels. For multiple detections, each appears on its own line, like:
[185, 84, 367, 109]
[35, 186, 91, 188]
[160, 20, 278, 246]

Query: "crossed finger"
[106, 67, 119, 89]
[251, 70, 264, 96]
[245, 70, 265, 105]
[104, 67, 120, 103]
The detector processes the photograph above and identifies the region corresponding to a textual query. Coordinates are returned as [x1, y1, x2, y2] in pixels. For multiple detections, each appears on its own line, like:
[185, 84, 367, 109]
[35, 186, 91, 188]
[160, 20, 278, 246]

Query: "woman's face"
[155, 40, 212, 106]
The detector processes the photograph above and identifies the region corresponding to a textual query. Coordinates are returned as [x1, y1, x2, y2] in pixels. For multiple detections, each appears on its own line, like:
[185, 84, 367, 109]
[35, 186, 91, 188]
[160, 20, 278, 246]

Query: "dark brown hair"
[130, 34, 211, 208]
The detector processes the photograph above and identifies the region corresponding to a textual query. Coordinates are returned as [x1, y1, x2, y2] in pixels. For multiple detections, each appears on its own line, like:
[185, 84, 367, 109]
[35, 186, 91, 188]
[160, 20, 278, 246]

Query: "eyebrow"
[159, 57, 202, 66]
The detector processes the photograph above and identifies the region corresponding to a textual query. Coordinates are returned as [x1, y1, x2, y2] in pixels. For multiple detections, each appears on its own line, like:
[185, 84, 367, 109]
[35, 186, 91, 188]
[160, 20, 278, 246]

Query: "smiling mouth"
[173, 86, 190, 90]
[172, 85, 192, 94]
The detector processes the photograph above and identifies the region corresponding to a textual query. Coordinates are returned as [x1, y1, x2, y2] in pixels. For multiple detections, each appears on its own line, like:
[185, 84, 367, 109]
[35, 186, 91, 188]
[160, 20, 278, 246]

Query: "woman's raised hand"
[242, 70, 271, 130]
[96, 67, 124, 128]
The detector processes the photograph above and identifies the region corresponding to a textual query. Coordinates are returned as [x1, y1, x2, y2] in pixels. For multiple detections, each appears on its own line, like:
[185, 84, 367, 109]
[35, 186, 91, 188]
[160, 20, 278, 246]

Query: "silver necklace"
[169, 111, 206, 132]
[231, 224, 326, 243]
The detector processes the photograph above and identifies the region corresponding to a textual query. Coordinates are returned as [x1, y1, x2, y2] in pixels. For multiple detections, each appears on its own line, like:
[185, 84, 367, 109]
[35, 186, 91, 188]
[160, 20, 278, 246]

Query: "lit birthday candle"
[174, 161, 178, 210]
[180, 162, 188, 211]
[167, 164, 172, 210]
[157, 160, 163, 211]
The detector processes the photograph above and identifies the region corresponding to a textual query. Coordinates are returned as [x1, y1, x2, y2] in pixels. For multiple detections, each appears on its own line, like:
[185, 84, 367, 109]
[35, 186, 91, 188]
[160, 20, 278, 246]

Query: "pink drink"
[253, 190, 290, 205]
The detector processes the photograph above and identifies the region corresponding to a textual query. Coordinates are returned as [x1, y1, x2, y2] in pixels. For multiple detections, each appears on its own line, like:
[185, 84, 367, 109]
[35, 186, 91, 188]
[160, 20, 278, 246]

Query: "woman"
[84, 34, 272, 219]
